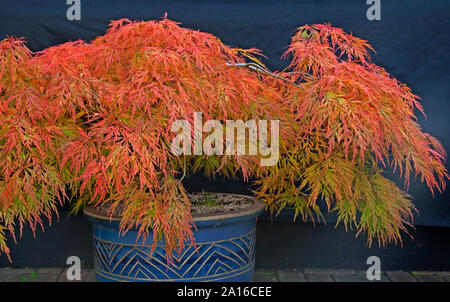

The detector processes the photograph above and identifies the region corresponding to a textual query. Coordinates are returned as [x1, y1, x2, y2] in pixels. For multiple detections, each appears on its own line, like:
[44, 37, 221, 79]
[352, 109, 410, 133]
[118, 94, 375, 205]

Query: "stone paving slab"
[254, 270, 279, 282]
[0, 273, 33, 282]
[332, 271, 389, 282]
[0, 267, 36, 274]
[255, 269, 450, 282]
[57, 268, 95, 282]
[277, 269, 306, 282]
[304, 273, 334, 282]
[86, 270, 97, 282]
[411, 271, 446, 282]
[28, 274, 61, 282]
[37, 268, 64, 275]
[303, 268, 357, 275]
[385, 270, 418, 282]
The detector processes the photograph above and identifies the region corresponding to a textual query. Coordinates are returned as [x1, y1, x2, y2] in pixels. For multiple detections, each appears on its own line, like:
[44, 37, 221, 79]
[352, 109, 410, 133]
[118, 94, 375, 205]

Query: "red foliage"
[0, 20, 447, 260]
[0, 18, 285, 260]
[255, 24, 448, 246]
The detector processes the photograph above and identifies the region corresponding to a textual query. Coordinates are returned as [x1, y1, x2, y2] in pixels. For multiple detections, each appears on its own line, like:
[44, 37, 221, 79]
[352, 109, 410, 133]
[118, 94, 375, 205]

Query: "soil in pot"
[93, 192, 256, 218]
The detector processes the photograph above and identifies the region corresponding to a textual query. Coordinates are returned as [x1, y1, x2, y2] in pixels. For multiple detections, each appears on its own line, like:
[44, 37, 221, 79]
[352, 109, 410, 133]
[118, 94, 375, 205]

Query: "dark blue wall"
[0, 0, 449, 269]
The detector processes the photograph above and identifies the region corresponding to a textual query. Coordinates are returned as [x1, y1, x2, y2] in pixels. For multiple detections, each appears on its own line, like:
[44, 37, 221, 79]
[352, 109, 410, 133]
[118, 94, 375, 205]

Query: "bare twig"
[226, 62, 304, 90]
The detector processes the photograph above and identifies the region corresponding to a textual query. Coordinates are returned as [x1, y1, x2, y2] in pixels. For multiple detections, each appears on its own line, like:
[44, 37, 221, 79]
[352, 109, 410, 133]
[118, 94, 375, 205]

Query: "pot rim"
[83, 193, 266, 222]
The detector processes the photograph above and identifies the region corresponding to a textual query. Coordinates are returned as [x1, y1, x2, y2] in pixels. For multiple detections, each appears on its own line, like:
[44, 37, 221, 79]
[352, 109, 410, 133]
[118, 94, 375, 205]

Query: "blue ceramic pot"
[84, 194, 265, 282]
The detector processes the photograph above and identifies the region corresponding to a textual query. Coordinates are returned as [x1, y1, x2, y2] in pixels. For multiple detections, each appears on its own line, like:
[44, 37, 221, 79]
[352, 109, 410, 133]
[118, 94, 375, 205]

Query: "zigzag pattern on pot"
[93, 230, 256, 281]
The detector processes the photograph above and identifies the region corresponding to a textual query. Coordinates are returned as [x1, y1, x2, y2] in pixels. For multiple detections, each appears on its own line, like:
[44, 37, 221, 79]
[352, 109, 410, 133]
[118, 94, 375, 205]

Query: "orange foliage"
[0, 18, 285, 260]
[0, 19, 447, 260]
[254, 24, 448, 246]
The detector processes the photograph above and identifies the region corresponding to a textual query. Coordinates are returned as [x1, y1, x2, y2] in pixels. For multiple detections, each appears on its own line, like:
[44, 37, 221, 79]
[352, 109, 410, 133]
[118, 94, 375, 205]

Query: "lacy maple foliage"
[0, 37, 69, 259]
[0, 18, 286, 260]
[254, 24, 449, 246]
[0, 19, 447, 261]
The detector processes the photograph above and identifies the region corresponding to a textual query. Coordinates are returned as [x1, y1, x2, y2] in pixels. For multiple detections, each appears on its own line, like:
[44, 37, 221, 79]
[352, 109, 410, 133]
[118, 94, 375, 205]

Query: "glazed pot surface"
[84, 194, 265, 282]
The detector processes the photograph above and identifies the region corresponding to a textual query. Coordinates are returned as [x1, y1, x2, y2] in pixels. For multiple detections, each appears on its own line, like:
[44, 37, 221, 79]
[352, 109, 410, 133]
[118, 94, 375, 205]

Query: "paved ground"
[0, 267, 449, 282]
[254, 268, 450, 282]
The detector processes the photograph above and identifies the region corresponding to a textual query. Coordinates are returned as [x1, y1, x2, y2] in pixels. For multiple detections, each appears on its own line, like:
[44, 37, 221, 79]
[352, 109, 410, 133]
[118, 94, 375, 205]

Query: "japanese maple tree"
[0, 19, 447, 261]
